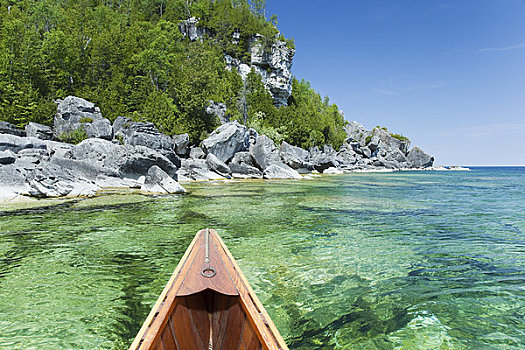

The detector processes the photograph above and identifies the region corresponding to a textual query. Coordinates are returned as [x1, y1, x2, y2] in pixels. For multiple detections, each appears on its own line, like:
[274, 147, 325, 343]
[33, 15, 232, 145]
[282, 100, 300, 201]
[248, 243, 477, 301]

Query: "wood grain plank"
[170, 303, 205, 350]
[185, 294, 210, 349]
[240, 317, 262, 350]
[212, 294, 231, 350]
[160, 320, 177, 350]
[219, 299, 246, 350]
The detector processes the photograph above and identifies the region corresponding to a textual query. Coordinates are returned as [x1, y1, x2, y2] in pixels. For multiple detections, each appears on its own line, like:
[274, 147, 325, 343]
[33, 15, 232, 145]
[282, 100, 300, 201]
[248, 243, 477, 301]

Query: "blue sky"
[266, 0, 525, 166]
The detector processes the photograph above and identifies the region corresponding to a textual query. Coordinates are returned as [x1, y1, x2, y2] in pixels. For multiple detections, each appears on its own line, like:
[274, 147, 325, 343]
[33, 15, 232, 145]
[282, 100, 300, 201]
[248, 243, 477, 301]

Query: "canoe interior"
[130, 229, 288, 350]
[151, 290, 262, 350]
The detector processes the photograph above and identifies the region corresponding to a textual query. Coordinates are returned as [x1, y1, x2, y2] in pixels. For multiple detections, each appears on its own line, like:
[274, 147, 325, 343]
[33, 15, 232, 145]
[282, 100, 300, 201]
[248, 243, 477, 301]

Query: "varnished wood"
[129, 229, 288, 350]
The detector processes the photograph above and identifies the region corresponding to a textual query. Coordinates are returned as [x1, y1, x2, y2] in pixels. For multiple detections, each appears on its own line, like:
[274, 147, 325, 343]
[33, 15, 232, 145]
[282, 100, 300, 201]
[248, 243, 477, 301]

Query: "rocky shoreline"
[1, 96, 440, 203]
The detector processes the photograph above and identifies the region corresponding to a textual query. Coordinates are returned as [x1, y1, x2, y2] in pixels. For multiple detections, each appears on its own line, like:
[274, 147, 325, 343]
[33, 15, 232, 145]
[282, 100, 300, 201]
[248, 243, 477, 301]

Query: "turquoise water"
[0, 167, 524, 349]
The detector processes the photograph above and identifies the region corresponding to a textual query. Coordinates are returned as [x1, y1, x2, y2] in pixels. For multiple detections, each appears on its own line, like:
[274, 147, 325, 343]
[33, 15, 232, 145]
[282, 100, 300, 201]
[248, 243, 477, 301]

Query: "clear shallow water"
[0, 167, 524, 349]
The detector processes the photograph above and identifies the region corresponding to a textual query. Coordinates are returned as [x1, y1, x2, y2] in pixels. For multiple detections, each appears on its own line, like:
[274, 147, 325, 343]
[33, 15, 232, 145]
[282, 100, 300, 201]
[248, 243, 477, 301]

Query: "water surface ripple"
[0, 167, 524, 349]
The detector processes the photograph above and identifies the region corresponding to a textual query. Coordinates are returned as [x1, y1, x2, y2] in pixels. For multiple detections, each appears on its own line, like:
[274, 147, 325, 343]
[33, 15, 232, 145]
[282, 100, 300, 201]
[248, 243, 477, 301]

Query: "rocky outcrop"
[0, 93, 440, 201]
[177, 16, 295, 107]
[205, 153, 231, 178]
[172, 133, 190, 157]
[54, 96, 113, 140]
[201, 121, 251, 163]
[179, 17, 205, 41]
[249, 35, 294, 107]
[279, 141, 311, 170]
[250, 135, 280, 170]
[407, 147, 434, 168]
[344, 121, 370, 146]
[0, 121, 25, 137]
[206, 101, 229, 124]
[67, 138, 179, 179]
[113, 116, 180, 167]
[26, 122, 53, 140]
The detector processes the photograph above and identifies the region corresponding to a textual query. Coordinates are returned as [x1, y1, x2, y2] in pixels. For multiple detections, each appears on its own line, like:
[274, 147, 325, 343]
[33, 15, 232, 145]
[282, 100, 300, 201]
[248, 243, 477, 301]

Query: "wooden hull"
[129, 229, 288, 350]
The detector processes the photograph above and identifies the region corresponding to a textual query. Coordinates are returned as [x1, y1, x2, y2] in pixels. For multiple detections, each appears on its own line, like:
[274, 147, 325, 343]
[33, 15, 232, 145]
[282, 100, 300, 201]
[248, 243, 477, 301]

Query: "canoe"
[129, 228, 288, 350]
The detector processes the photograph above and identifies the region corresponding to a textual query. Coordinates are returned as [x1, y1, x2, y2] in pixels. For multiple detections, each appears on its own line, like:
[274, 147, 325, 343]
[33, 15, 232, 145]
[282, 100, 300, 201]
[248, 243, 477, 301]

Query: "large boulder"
[250, 135, 280, 170]
[25, 162, 99, 198]
[67, 138, 178, 179]
[206, 153, 231, 177]
[407, 147, 434, 168]
[201, 121, 250, 163]
[189, 146, 206, 159]
[367, 127, 410, 156]
[0, 121, 26, 137]
[172, 133, 190, 157]
[54, 96, 113, 140]
[177, 158, 225, 181]
[263, 163, 302, 179]
[141, 165, 185, 194]
[336, 145, 359, 168]
[25, 122, 53, 140]
[343, 121, 370, 146]
[113, 116, 180, 167]
[228, 162, 262, 179]
[310, 146, 339, 172]
[279, 141, 311, 170]
[230, 151, 256, 167]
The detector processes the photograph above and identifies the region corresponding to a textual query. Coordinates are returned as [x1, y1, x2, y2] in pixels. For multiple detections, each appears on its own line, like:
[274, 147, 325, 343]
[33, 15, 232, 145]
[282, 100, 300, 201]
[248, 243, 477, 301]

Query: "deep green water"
[1, 167, 524, 349]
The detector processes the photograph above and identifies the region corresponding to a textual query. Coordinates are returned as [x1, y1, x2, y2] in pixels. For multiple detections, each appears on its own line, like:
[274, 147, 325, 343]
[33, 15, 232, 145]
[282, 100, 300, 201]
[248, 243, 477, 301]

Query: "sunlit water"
[1, 167, 524, 349]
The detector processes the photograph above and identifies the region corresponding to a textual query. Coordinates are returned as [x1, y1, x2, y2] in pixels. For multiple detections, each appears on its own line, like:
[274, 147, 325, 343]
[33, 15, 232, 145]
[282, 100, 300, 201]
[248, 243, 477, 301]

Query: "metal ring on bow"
[201, 265, 216, 278]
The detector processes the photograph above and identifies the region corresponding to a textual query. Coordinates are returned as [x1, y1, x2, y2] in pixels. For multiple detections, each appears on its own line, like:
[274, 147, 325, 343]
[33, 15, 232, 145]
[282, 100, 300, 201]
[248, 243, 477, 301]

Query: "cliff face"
[180, 18, 295, 107]
[248, 35, 295, 107]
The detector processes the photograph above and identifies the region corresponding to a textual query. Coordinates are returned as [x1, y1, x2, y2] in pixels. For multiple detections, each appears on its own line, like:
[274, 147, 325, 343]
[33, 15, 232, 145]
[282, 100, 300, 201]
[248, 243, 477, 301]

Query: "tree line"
[0, 0, 346, 148]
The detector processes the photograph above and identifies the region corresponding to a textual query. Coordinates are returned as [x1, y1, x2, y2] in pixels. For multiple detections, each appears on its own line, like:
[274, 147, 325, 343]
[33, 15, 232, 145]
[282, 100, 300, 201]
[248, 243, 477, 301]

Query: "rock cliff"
[179, 17, 294, 107]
